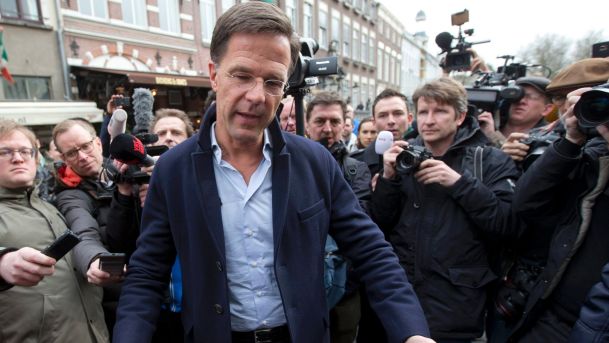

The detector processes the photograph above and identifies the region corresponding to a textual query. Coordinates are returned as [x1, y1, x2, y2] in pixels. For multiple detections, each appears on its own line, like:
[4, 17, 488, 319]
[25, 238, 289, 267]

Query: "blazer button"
[214, 304, 224, 314]
[413, 202, 420, 209]
[216, 261, 223, 272]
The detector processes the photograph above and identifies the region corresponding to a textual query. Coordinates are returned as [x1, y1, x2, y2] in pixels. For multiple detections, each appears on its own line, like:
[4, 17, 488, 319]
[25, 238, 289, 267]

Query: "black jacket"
[370, 116, 520, 339]
[350, 143, 382, 177]
[510, 137, 609, 340]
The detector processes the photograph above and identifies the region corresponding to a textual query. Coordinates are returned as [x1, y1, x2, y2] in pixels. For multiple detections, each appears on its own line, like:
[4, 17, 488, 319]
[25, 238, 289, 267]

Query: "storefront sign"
[155, 77, 188, 86]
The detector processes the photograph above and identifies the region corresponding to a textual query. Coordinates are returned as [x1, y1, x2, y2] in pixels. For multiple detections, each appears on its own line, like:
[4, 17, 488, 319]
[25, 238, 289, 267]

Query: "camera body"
[574, 83, 609, 129]
[395, 145, 433, 175]
[520, 131, 561, 170]
[495, 262, 544, 322]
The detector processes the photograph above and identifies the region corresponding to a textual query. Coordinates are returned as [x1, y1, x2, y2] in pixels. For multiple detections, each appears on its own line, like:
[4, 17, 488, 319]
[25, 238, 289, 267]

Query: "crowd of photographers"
[1, 12, 609, 341]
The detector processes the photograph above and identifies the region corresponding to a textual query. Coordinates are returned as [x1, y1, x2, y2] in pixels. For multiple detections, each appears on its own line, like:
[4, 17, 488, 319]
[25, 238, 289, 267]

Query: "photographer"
[508, 87, 609, 342]
[480, 77, 553, 162]
[371, 77, 520, 341]
[304, 91, 371, 343]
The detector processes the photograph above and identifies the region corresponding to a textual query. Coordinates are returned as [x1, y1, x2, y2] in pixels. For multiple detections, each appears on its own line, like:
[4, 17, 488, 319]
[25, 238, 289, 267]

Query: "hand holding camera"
[382, 141, 408, 180]
[414, 159, 461, 187]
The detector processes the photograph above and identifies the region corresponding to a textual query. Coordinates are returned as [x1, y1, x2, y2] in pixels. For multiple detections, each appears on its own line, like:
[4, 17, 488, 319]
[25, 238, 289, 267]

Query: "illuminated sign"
[155, 77, 188, 86]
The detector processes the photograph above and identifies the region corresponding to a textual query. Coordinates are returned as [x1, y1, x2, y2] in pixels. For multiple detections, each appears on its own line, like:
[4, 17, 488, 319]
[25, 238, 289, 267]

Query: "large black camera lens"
[574, 86, 609, 128]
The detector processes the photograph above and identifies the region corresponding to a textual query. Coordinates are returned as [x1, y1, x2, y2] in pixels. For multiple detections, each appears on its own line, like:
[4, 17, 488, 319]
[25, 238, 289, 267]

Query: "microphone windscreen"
[435, 31, 454, 52]
[375, 131, 394, 155]
[109, 134, 153, 167]
[108, 109, 128, 141]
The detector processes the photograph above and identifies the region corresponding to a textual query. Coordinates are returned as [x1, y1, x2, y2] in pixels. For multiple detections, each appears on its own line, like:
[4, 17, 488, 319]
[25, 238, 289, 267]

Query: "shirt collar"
[210, 122, 273, 165]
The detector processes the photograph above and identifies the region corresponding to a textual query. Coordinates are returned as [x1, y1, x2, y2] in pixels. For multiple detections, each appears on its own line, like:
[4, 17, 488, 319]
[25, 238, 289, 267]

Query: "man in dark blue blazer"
[113, 2, 431, 343]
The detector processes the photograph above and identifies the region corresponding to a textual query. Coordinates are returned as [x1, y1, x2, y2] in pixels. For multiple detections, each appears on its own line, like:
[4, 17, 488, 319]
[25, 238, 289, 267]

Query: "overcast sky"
[380, 0, 608, 67]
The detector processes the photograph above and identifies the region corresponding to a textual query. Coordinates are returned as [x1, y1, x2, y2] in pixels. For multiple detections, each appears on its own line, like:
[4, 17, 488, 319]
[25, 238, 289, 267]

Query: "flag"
[0, 30, 14, 84]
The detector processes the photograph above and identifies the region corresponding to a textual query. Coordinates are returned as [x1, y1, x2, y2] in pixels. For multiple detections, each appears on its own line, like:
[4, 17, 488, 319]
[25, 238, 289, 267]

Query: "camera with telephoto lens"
[574, 83, 609, 130]
[395, 145, 433, 175]
[495, 262, 543, 323]
[520, 130, 561, 171]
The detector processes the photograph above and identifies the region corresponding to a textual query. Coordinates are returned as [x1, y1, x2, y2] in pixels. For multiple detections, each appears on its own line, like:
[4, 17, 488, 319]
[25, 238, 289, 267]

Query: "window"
[331, 11, 340, 47]
[318, 7, 328, 48]
[286, 0, 297, 32]
[0, 0, 41, 22]
[342, 20, 350, 58]
[221, 0, 235, 13]
[377, 49, 382, 78]
[361, 32, 368, 64]
[3, 76, 51, 100]
[369, 35, 375, 65]
[200, 0, 216, 42]
[352, 27, 360, 62]
[303, 3, 313, 38]
[122, 0, 147, 27]
[384, 51, 390, 81]
[158, 0, 180, 33]
[77, 0, 107, 19]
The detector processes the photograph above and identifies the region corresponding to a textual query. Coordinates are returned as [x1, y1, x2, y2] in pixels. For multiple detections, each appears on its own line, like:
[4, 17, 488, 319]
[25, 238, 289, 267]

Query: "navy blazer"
[113, 106, 429, 343]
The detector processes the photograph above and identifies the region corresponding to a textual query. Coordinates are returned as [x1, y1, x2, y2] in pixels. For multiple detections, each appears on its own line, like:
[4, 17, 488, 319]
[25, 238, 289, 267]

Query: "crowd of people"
[1, 1, 609, 343]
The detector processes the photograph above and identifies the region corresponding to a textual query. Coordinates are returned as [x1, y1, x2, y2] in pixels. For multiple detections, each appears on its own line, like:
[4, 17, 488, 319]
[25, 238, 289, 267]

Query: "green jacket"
[0, 186, 109, 343]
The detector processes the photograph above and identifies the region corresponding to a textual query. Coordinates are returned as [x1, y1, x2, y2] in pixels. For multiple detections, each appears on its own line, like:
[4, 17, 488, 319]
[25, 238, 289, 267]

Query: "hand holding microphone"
[108, 109, 128, 143]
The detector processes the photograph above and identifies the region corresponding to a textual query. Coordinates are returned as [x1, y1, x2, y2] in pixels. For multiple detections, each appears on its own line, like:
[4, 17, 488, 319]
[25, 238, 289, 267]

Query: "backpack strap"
[473, 146, 484, 182]
[342, 157, 358, 185]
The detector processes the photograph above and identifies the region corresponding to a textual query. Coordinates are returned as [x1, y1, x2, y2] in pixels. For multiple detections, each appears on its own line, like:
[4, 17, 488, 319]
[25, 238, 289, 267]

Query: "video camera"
[465, 56, 532, 122]
[288, 38, 339, 90]
[287, 38, 340, 137]
[435, 9, 490, 71]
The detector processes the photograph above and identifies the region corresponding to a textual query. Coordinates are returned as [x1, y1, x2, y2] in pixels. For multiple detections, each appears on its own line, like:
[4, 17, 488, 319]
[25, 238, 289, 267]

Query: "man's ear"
[541, 103, 554, 117]
[209, 61, 218, 91]
[456, 111, 467, 126]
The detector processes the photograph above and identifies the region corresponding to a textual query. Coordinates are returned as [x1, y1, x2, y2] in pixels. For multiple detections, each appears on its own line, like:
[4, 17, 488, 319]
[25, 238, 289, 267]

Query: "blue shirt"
[210, 123, 286, 331]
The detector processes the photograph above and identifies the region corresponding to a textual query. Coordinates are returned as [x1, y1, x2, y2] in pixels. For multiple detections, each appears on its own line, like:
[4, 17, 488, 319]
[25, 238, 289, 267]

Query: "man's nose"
[245, 79, 266, 102]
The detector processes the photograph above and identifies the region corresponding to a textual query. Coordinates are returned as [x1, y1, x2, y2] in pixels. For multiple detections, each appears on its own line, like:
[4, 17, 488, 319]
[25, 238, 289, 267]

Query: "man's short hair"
[152, 108, 194, 138]
[52, 119, 97, 152]
[412, 77, 468, 117]
[210, 1, 301, 76]
[371, 89, 409, 118]
[306, 92, 347, 122]
[0, 119, 38, 151]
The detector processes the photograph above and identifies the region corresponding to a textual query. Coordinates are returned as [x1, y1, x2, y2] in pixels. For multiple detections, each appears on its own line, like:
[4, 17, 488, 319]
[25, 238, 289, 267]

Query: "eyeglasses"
[523, 92, 544, 102]
[0, 147, 36, 161]
[223, 71, 287, 97]
[62, 138, 95, 161]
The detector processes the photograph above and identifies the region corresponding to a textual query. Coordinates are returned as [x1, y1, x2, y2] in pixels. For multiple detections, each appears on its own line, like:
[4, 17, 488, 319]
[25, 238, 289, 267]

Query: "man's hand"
[414, 159, 461, 187]
[477, 111, 496, 138]
[501, 132, 530, 161]
[106, 94, 125, 114]
[563, 87, 592, 146]
[597, 123, 609, 146]
[0, 247, 56, 287]
[87, 257, 124, 286]
[382, 141, 407, 180]
[405, 335, 436, 343]
[113, 160, 134, 196]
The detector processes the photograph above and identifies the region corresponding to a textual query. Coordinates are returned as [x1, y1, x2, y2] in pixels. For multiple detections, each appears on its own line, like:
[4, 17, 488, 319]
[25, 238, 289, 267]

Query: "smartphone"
[98, 252, 126, 276]
[41, 230, 81, 260]
[112, 97, 131, 107]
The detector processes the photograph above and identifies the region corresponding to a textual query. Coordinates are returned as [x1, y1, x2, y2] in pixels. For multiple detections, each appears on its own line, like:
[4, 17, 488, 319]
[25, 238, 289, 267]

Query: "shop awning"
[0, 101, 103, 126]
[72, 65, 211, 88]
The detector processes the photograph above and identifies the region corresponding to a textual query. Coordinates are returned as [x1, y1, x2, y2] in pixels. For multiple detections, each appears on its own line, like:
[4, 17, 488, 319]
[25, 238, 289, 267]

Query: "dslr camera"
[495, 262, 544, 323]
[520, 131, 561, 170]
[574, 83, 609, 131]
[395, 145, 433, 175]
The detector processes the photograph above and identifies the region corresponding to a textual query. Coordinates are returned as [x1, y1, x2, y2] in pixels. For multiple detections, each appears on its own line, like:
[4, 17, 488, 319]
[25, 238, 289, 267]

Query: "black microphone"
[109, 133, 155, 167]
[132, 88, 155, 135]
[435, 32, 454, 53]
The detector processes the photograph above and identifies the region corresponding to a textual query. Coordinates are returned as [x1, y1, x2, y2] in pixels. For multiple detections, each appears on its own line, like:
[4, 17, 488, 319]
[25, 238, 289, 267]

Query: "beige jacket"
[0, 186, 109, 343]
